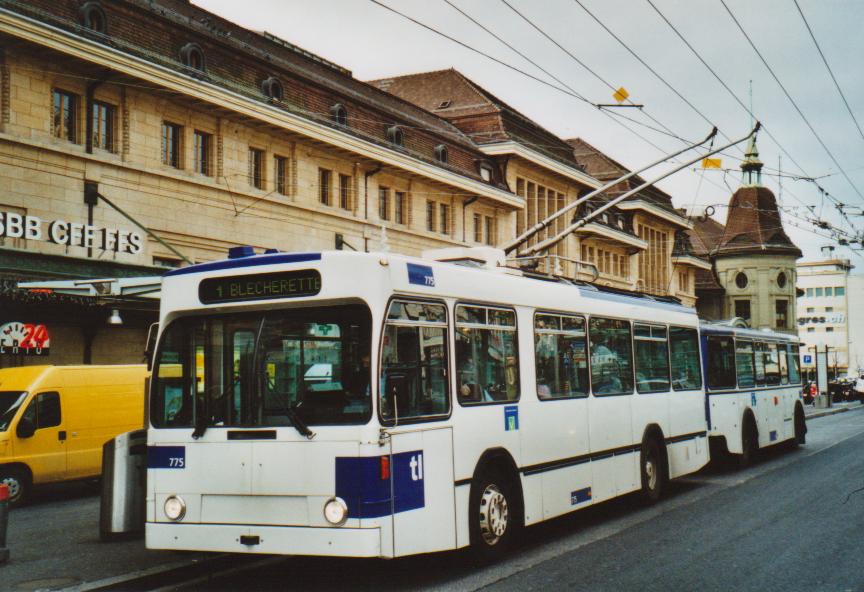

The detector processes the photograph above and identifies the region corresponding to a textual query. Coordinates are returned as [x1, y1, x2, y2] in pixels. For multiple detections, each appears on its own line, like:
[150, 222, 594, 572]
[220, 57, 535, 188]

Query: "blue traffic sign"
[803, 354, 813, 364]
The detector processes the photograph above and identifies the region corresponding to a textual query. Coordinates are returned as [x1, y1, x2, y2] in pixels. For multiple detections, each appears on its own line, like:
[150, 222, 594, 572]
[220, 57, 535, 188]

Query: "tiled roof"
[687, 215, 727, 257]
[369, 69, 587, 172]
[715, 186, 802, 257]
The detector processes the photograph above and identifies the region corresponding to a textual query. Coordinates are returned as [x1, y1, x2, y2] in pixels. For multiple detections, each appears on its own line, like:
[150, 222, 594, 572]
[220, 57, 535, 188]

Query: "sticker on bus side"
[147, 446, 186, 469]
[407, 263, 435, 287]
[334, 450, 425, 518]
[505, 405, 519, 431]
[571, 487, 592, 505]
[751, 392, 757, 407]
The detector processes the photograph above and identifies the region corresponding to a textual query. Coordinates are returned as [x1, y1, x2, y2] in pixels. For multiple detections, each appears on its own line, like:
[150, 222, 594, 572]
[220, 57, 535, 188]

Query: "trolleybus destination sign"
[198, 269, 322, 304]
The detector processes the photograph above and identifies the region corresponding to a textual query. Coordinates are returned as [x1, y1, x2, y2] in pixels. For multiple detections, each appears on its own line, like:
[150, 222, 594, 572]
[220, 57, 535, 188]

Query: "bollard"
[0, 483, 8, 564]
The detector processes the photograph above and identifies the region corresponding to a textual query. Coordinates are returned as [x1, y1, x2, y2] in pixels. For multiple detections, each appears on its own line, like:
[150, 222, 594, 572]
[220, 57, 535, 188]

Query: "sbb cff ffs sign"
[0, 322, 50, 355]
[198, 270, 322, 304]
[0, 211, 143, 254]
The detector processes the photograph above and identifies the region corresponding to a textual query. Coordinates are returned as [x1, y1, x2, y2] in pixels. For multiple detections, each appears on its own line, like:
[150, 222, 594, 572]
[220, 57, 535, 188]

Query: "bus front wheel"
[469, 466, 520, 561]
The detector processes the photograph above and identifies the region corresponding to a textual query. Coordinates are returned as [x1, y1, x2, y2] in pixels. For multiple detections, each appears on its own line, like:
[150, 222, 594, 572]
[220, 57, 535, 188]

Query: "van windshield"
[150, 304, 372, 430]
[0, 391, 27, 432]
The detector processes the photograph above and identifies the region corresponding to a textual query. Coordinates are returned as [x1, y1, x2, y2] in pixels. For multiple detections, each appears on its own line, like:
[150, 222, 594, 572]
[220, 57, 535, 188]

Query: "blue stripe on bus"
[164, 252, 322, 276]
[335, 451, 425, 519]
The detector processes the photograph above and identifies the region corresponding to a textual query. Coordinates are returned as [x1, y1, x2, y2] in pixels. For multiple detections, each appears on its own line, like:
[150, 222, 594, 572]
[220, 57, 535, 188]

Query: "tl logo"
[409, 453, 424, 481]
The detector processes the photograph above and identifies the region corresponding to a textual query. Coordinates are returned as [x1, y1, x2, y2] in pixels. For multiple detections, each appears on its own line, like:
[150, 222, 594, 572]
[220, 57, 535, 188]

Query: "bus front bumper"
[146, 522, 382, 557]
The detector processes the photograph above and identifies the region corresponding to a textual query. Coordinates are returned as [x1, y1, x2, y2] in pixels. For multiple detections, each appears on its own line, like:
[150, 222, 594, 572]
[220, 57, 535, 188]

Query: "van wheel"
[469, 466, 520, 561]
[0, 467, 29, 507]
[738, 415, 758, 468]
[794, 405, 806, 446]
[640, 437, 667, 503]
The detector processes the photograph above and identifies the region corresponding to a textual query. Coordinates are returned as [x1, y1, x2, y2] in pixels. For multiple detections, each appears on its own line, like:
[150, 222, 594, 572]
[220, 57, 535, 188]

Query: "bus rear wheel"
[738, 415, 758, 468]
[794, 405, 806, 446]
[640, 437, 667, 503]
[469, 466, 520, 561]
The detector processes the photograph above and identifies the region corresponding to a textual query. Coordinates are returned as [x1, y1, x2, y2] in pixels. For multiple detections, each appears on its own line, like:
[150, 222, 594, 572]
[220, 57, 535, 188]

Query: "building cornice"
[577, 223, 648, 250]
[0, 7, 523, 209]
[480, 141, 602, 189]
[671, 255, 712, 271]
[616, 200, 693, 229]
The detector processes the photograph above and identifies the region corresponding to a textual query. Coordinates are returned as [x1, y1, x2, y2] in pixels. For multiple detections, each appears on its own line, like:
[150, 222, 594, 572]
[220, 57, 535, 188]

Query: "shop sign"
[0, 211, 143, 254]
[797, 313, 845, 325]
[0, 322, 50, 355]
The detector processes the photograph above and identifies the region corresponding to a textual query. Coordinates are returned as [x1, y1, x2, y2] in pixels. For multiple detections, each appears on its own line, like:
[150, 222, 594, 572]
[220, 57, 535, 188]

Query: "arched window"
[776, 271, 787, 288]
[386, 125, 404, 147]
[261, 77, 284, 101]
[434, 144, 448, 164]
[79, 1, 107, 33]
[330, 103, 348, 126]
[180, 43, 206, 72]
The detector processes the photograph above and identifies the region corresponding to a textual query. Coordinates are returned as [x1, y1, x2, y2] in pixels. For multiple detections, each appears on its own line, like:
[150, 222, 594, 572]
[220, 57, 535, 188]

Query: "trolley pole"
[0, 483, 9, 564]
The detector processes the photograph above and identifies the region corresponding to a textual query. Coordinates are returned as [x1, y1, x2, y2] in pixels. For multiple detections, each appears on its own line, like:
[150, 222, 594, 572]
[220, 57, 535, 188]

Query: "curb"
[806, 404, 864, 420]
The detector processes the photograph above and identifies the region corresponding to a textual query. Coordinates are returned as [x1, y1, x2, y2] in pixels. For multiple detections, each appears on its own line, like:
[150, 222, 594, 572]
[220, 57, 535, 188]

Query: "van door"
[13, 392, 67, 483]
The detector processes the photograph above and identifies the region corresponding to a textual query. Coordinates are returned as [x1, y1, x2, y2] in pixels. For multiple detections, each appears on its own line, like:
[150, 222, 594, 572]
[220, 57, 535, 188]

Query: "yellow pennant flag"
[701, 158, 722, 169]
[612, 86, 629, 103]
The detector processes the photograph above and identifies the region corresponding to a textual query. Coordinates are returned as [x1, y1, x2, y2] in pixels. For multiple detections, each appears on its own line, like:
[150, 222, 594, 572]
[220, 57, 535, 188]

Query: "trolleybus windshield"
[150, 304, 372, 430]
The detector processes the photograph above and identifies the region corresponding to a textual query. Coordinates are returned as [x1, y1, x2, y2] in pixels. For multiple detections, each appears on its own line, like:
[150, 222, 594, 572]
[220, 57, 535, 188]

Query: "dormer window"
[330, 103, 348, 126]
[180, 43, 206, 72]
[478, 162, 494, 183]
[386, 125, 404, 148]
[261, 77, 284, 101]
[436, 100, 452, 110]
[79, 2, 107, 33]
[434, 144, 448, 164]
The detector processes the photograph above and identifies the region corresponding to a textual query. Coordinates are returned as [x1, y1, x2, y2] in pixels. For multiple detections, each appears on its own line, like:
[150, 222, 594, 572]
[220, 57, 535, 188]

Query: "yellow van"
[0, 365, 146, 506]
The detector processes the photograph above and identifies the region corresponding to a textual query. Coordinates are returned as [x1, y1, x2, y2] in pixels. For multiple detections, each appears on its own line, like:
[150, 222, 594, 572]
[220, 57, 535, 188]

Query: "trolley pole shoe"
[0, 484, 9, 564]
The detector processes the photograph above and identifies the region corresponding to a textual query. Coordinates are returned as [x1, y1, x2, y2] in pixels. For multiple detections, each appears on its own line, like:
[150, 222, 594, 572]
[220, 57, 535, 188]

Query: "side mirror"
[144, 322, 159, 371]
[16, 417, 35, 439]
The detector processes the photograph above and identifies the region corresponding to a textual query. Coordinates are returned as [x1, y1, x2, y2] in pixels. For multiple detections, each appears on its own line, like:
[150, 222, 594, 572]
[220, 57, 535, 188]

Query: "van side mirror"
[16, 417, 35, 439]
[144, 322, 159, 371]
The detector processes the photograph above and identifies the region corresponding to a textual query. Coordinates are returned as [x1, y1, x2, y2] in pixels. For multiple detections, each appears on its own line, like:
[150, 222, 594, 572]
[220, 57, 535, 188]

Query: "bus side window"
[706, 336, 736, 390]
[380, 300, 449, 421]
[456, 304, 519, 405]
[754, 342, 767, 387]
[669, 327, 701, 390]
[633, 324, 670, 394]
[735, 340, 755, 388]
[764, 343, 781, 385]
[534, 313, 588, 399]
[788, 344, 801, 384]
[589, 317, 634, 396]
[779, 344, 789, 384]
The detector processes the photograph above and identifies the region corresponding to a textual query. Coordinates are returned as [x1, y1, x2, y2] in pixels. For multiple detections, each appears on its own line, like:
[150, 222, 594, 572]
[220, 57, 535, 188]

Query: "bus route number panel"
[198, 269, 322, 304]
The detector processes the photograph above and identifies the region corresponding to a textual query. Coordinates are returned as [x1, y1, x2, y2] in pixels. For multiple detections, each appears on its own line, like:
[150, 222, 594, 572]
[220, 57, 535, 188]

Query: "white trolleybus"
[145, 246, 711, 559]
[700, 322, 806, 466]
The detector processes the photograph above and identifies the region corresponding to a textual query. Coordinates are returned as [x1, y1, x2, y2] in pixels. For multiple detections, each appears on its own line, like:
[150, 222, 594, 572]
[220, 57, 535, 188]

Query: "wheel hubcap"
[645, 459, 657, 490]
[479, 484, 509, 546]
[2, 476, 20, 500]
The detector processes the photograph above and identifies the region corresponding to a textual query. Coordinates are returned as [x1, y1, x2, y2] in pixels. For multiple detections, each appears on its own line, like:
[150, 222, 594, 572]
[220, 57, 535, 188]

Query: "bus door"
[388, 427, 456, 556]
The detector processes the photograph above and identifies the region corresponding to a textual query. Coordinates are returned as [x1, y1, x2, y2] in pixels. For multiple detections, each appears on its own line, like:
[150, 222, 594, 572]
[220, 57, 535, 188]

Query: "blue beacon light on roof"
[228, 245, 256, 259]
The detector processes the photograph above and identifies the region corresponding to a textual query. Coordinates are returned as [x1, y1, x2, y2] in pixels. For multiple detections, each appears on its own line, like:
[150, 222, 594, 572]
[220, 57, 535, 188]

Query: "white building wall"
[797, 260, 853, 378]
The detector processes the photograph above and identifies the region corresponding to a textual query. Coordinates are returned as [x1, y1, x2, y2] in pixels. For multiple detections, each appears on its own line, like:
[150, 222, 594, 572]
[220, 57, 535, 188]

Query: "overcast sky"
[196, 0, 864, 270]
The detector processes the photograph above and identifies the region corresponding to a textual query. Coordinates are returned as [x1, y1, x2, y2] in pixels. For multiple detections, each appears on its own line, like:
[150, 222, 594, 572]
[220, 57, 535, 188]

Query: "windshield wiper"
[285, 401, 316, 440]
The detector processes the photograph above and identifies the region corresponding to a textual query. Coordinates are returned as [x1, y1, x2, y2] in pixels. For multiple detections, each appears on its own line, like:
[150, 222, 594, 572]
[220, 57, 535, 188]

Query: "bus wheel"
[738, 415, 758, 468]
[469, 467, 520, 561]
[794, 405, 806, 446]
[640, 438, 667, 503]
[0, 467, 29, 507]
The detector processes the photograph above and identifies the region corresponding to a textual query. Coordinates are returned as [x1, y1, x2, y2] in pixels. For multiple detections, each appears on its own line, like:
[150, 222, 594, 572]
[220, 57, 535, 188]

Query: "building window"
[387, 125, 404, 147]
[248, 148, 264, 189]
[775, 299, 788, 329]
[836, 286, 846, 296]
[261, 77, 284, 101]
[274, 156, 288, 195]
[815, 287, 823, 297]
[679, 271, 689, 292]
[806, 288, 814, 297]
[439, 204, 449, 235]
[807, 327, 815, 333]
[825, 287, 833, 297]
[91, 101, 115, 151]
[826, 327, 835, 333]
[52, 90, 78, 143]
[161, 122, 182, 168]
[193, 130, 212, 176]
[485, 216, 494, 246]
[79, 1, 107, 33]
[378, 187, 390, 221]
[330, 104, 348, 126]
[479, 163, 493, 182]
[339, 174, 352, 210]
[319, 168, 331, 205]
[806, 307, 815, 313]
[394, 191, 405, 224]
[180, 42, 206, 72]
[426, 201, 435, 232]
[735, 272, 748, 289]
[473, 213, 482, 243]
[735, 300, 751, 324]
[777, 271, 787, 288]
[153, 256, 182, 269]
[435, 144, 448, 163]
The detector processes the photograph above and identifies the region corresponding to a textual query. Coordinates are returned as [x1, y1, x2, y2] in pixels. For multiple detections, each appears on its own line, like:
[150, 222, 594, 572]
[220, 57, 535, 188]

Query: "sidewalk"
[805, 400, 864, 419]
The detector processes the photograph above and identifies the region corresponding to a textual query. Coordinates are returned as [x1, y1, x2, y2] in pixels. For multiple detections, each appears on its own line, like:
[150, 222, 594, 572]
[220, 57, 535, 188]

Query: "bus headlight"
[164, 495, 186, 521]
[323, 497, 348, 526]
